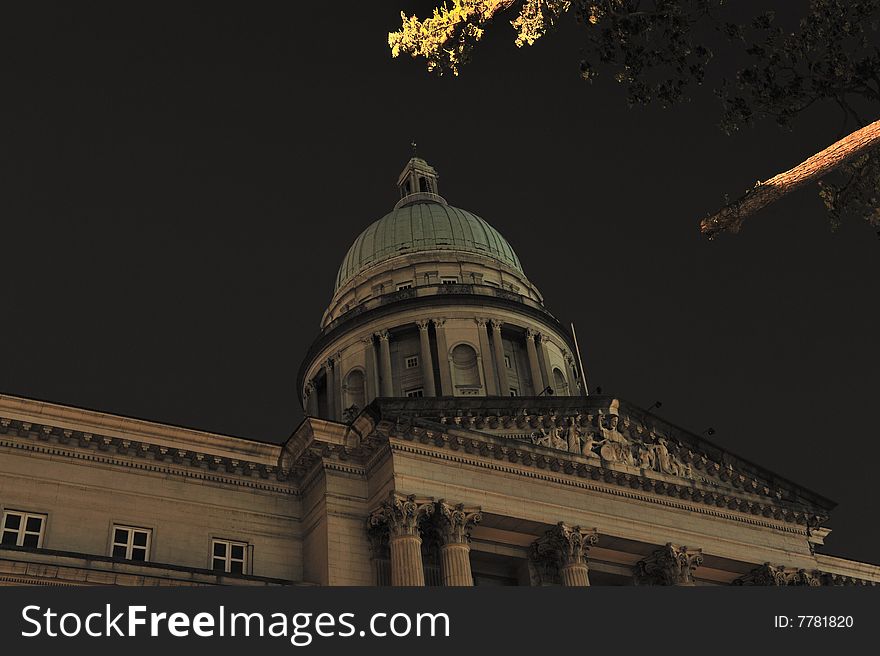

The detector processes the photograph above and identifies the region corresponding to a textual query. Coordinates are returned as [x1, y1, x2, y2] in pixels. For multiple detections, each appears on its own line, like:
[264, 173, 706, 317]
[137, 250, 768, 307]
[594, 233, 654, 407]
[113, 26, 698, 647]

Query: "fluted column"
[475, 319, 498, 395]
[434, 501, 482, 586]
[525, 328, 544, 394]
[634, 543, 703, 586]
[368, 492, 435, 586]
[490, 320, 510, 396]
[536, 333, 551, 393]
[390, 535, 424, 586]
[304, 381, 319, 417]
[376, 330, 394, 397]
[433, 319, 453, 395]
[363, 336, 378, 404]
[416, 320, 437, 397]
[560, 562, 591, 586]
[530, 523, 598, 586]
[323, 359, 336, 420]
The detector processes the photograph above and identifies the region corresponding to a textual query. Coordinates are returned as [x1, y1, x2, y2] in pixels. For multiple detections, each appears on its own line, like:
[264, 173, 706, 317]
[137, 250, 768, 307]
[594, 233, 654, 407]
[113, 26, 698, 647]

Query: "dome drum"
[301, 304, 583, 422]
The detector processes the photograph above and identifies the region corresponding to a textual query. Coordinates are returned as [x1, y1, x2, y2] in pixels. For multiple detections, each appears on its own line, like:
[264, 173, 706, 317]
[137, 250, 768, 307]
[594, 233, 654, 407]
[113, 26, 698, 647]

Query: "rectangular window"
[504, 354, 512, 368]
[212, 539, 248, 574]
[111, 525, 151, 562]
[405, 388, 424, 398]
[509, 388, 519, 397]
[1, 511, 46, 548]
[440, 277, 458, 284]
[405, 355, 419, 369]
[396, 282, 413, 291]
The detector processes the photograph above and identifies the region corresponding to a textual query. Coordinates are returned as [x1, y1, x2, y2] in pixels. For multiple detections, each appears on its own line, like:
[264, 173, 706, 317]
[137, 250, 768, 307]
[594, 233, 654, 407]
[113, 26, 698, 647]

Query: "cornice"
[0, 416, 297, 496]
[382, 421, 822, 534]
[275, 413, 826, 533]
[369, 398, 836, 513]
[0, 394, 279, 461]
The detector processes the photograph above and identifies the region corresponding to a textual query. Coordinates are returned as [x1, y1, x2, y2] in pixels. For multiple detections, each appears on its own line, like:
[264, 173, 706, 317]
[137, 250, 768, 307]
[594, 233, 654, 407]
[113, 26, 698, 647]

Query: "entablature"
[0, 416, 296, 496]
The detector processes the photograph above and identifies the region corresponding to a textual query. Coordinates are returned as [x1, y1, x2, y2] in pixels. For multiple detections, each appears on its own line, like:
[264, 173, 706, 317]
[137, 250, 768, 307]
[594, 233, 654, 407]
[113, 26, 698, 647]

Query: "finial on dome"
[395, 151, 446, 209]
[411, 141, 418, 157]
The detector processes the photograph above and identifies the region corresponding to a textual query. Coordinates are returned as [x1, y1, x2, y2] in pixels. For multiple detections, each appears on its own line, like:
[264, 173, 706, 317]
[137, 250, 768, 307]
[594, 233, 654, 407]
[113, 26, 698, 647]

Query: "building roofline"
[0, 392, 284, 458]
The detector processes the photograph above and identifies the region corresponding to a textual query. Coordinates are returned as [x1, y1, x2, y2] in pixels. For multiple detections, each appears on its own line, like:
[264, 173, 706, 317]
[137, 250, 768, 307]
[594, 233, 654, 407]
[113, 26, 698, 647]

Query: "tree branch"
[700, 118, 880, 239]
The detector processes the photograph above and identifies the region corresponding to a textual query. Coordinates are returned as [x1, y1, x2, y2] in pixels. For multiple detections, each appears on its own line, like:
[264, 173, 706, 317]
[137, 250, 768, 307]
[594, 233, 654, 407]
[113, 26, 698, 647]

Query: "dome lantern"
[395, 153, 446, 209]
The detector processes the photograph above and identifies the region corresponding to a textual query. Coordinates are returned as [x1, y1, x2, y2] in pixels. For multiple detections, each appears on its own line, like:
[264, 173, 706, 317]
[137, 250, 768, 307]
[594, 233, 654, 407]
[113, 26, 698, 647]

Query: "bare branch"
[700, 118, 880, 239]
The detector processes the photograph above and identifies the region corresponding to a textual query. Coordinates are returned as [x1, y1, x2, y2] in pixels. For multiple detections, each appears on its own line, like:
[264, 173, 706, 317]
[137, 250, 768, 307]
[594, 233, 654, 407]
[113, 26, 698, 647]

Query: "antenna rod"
[570, 322, 589, 396]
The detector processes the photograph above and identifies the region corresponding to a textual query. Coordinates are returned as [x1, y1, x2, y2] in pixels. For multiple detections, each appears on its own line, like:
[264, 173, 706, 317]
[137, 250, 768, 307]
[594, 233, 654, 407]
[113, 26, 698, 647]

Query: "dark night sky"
[0, 2, 877, 564]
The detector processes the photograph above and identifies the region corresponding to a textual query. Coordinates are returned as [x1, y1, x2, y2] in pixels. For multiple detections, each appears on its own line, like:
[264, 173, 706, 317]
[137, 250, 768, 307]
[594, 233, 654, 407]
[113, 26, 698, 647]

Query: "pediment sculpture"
[531, 415, 693, 479]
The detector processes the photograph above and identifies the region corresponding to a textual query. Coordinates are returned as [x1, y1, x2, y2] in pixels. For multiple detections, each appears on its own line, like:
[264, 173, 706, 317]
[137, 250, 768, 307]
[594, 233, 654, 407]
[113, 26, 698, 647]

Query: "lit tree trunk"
[700, 118, 880, 239]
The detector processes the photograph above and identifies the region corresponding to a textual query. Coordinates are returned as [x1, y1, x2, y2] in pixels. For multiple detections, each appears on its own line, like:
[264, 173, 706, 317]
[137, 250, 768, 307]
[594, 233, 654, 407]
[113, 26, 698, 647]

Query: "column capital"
[433, 500, 482, 545]
[431, 318, 446, 329]
[368, 492, 435, 538]
[324, 357, 336, 370]
[634, 543, 703, 586]
[474, 317, 488, 328]
[529, 523, 598, 586]
[416, 319, 431, 331]
[489, 318, 503, 332]
[304, 381, 316, 396]
[362, 335, 375, 345]
[732, 563, 787, 586]
[532, 522, 598, 567]
[375, 330, 391, 342]
[733, 563, 822, 587]
[526, 327, 539, 340]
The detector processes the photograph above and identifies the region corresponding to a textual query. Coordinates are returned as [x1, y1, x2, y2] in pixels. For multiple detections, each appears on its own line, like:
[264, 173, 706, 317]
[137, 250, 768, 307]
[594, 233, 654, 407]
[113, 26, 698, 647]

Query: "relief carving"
[528, 415, 694, 478]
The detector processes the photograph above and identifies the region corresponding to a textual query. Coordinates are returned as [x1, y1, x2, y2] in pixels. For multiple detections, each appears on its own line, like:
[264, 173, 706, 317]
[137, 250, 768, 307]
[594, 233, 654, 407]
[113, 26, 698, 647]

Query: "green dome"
[335, 201, 524, 291]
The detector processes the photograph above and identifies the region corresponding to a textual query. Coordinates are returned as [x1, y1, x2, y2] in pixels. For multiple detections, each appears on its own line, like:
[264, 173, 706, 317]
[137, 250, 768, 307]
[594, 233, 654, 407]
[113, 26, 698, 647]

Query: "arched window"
[552, 368, 569, 396]
[419, 176, 430, 193]
[344, 369, 366, 412]
[451, 344, 480, 388]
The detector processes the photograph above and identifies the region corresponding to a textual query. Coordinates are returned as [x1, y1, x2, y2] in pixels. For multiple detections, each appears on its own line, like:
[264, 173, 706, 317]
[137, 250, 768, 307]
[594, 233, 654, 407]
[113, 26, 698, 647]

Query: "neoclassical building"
[1, 157, 877, 587]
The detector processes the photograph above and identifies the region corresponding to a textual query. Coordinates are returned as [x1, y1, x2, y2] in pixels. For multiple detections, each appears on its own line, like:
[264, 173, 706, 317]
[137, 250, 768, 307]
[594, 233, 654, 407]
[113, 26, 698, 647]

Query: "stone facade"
[1, 157, 878, 587]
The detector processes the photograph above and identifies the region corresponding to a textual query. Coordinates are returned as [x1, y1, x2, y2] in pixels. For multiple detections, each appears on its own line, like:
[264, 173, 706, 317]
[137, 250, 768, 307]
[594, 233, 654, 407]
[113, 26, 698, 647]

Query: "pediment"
[367, 396, 835, 522]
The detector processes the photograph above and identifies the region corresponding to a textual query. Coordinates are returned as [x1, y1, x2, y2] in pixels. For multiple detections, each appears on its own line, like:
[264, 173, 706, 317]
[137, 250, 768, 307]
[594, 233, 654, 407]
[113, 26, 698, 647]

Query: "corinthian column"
[376, 330, 394, 397]
[433, 319, 453, 395]
[536, 333, 551, 392]
[363, 336, 378, 403]
[634, 543, 703, 586]
[323, 359, 336, 420]
[525, 328, 544, 394]
[490, 320, 510, 395]
[304, 381, 319, 417]
[475, 319, 498, 395]
[530, 522, 598, 587]
[368, 492, 435, 586]
[416, 320, 436, 396]
[565, 354, 582, 397]
[433, 501, 482, 586]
